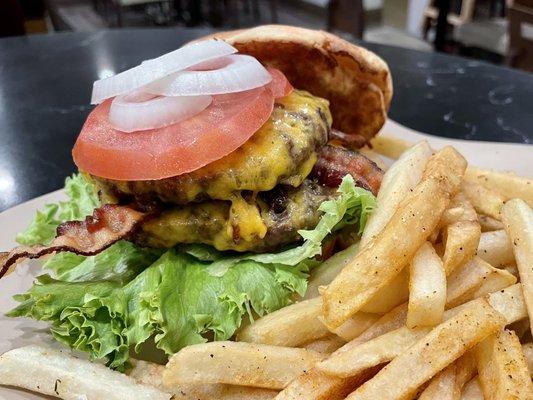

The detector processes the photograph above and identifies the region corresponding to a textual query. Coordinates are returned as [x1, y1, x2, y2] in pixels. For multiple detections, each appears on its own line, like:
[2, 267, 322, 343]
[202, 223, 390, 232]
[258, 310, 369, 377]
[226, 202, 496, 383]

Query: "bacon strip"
[329, 129, 370, 150]
[311, 145, 383, 195]
[0, 205, 146, 279]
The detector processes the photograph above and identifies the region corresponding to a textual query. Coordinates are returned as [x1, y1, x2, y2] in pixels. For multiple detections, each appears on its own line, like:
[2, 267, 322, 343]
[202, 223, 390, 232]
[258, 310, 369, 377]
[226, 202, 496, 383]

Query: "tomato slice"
[266, 67, 293, 98]
[73, 68, 292, 181]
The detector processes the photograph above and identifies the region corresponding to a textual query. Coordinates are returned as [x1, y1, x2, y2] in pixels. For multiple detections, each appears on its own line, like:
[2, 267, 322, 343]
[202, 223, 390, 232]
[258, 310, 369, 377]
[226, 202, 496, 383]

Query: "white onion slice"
[143, 55, 272, 96]
[91, 39, 236, 104]
[109, 91, 212, 132]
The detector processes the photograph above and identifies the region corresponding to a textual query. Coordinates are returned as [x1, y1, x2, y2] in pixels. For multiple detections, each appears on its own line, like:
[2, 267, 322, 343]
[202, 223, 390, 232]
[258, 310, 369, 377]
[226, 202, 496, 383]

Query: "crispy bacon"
[311, 145, 383, 195]
[328, 129, 370, 150]
[0, 205, 146, 279]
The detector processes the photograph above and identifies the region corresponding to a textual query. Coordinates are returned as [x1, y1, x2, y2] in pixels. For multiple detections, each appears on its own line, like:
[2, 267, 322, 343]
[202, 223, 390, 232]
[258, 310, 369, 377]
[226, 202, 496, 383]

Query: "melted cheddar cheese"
[94, 90, 333, 250]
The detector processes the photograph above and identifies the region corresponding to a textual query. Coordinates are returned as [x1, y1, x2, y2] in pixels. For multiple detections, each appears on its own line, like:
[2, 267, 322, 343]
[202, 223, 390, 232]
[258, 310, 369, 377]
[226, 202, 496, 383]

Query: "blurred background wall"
[1, 0, 533, 71]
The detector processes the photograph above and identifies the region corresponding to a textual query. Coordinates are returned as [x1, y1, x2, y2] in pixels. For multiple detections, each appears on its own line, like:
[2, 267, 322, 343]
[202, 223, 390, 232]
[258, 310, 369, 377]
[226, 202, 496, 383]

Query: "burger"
[0, 25, 391, 370]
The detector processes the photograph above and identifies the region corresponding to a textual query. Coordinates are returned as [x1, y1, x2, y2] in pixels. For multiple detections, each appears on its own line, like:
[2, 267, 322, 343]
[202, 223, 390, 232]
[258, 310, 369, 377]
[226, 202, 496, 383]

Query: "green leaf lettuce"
[16, 174, 99, 246]
[8, 173, 376, 370]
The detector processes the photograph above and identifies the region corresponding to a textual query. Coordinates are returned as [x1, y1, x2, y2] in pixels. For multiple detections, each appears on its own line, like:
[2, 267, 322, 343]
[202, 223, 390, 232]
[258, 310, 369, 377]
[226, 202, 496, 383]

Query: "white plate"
[0, 120, 531, 399]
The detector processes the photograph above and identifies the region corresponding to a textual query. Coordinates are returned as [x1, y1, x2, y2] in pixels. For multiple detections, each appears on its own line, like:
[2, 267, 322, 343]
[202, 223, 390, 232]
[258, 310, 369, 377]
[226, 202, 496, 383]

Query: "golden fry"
[476, 229, 514, 267]
[478, 214, 504, 232]
[274, 366, 381, 400]
[368, 135, 412, 160]
[475, 329, 533, 400]
[446, 257, 493, 308]
[500, 198, 533, 336]
[163, 341, 324, 390]
[302, 335, 346, 355]
[317, 326, 429, 378]
[361, 140, 432, 248]
[130, 360, 277, 400]
[407, 242, 446, 328]
[442, 220, 481, 275]
[462, 181, 505, 220]
[418, 363, 459, 400]
[322, 147, 466, 328]
[237, 297, 329, 347]
[464, 167, 533, 207]
[345, 299, 505, 400]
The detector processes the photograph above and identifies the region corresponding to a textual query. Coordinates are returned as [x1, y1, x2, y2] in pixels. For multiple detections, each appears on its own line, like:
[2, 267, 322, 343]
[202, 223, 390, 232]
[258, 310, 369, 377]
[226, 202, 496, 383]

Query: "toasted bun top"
[198, 25, 392, 142]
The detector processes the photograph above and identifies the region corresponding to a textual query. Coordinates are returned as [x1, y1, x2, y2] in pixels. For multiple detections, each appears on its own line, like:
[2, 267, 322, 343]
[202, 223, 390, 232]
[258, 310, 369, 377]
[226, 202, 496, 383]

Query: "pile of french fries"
[1, 139, 532, 400]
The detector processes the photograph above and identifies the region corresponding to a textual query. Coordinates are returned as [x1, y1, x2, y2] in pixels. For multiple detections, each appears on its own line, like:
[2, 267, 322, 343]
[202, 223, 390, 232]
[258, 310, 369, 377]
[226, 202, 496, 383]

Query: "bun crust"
[197, 25, 392, 142]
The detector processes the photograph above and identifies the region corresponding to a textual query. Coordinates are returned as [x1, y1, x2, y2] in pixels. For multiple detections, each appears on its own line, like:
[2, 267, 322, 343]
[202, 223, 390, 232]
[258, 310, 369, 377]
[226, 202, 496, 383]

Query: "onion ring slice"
[109, 92, 212, 133]
[143, 55, 272, 96]
[91, 39, 237, 104]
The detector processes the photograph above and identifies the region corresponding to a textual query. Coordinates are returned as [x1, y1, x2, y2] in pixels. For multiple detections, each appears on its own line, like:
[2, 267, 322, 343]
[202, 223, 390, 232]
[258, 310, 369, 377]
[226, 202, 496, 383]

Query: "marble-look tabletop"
[0, 28, 532, 212]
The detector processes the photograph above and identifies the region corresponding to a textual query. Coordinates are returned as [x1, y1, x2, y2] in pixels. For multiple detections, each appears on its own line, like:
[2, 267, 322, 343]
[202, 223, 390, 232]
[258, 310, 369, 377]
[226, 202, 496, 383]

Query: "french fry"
[353, 274, 522, 358]
[359, 268, 409, 314]
[163, 341, 324, 390]
[305, 245, 408, 314]
[407, 242, 446, 328]
[236, 297, 329, 347]
[522, 343, 533, 377]
[324, 312, 380, 341]
[348, 303, 408, 347]
[418, 363, 459, 400]
[304, 244, 359, 300]
[130, 360, 279, 400]
[353, 269, 497, 349]
[509, 319, 531, 339]
[500, 198, 533, 336]
[319, 295, 503, 380]
[317, 326, 430, 377]
[464, 167, 533, 207]
[462, 181, 505, 220]
[0, 345, 171, 400]
[478, 214, 504, 232]
[475, 329, 533, 400]
[354, 142, 432, 315]
[442, 220, 481, 275]
[441, 192, 478, 228]
[461, 378, 484, 400]
[419, 353, 477, 400]
[361, 140, 433, 248]
[323, 147, 466, 328]
[476, 229, 514, 267]
[274, 366, 382, 400]
[446, 257, 494, 308]
[302, 335, 346, 354]
[470, 267, 516, 298]
[345, 299, 505, 400]
[486, 283, 527, 324]
[368, 135, 412, 159]
[502, 263, 519, 279]
[455, 353, 478, 393]
[130, 359, 166, 389]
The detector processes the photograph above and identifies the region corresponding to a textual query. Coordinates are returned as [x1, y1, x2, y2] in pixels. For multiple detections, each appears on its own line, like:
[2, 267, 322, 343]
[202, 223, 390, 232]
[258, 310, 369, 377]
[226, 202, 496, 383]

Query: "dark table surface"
[0, 27, 532, 212]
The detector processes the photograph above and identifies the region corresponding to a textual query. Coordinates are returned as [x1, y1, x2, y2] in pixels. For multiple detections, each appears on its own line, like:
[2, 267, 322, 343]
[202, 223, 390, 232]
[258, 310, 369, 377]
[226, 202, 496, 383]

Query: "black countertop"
[0, 28, 532, 212]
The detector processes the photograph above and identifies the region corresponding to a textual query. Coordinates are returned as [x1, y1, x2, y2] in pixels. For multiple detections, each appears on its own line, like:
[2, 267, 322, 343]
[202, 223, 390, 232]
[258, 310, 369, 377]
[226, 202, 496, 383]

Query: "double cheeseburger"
[0, 25, 391, 367]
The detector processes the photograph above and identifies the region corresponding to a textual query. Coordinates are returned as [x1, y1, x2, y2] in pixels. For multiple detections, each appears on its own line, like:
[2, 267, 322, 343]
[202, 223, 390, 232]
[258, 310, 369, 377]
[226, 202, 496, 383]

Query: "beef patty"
[134, 148, 383, 252]
[91, 90, 332, 206]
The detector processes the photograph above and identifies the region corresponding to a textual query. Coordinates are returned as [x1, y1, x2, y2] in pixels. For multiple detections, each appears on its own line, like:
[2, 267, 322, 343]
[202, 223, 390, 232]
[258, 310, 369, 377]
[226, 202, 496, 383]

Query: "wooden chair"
[423, 0, 476, 40]
[327, 0, 364, 40]
[508, 0, 533, 71]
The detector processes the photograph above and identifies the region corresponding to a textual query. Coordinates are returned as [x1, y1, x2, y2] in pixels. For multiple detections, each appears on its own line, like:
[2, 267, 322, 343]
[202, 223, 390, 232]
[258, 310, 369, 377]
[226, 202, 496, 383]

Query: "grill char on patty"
[92, 90, 331, 206]
[88, 91, 383, 252]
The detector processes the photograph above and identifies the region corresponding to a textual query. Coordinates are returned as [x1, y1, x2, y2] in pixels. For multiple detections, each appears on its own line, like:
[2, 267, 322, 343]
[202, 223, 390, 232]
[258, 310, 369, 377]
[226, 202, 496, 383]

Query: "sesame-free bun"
[198, 25, 392, 142]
